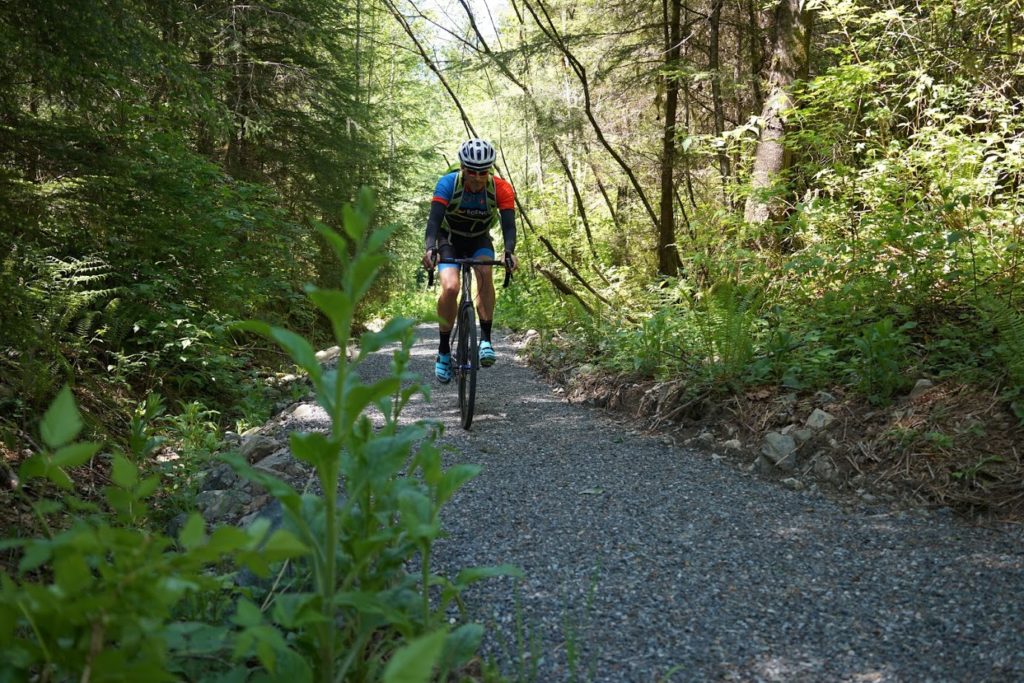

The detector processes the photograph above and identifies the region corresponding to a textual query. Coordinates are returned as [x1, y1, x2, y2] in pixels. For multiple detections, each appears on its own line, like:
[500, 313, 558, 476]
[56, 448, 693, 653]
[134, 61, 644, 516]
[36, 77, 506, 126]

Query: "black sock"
[439, 329, 451, 355]
[480, 319, 492, 343]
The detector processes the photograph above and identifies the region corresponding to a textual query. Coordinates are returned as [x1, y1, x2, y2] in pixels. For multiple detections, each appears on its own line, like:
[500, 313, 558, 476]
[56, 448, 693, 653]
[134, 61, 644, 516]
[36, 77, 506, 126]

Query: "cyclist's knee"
[440, 278, 460, 299]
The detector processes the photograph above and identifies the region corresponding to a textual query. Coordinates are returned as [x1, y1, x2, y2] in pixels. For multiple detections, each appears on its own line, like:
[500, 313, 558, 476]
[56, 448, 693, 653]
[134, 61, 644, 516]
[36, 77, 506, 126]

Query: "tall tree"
[743, 0, 812, 225]
[658, 0, 684, 276]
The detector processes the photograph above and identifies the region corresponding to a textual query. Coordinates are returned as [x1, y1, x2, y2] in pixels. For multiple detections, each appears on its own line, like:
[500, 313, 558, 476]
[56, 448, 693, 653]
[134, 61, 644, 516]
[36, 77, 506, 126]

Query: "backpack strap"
[443, 171, 498, 237]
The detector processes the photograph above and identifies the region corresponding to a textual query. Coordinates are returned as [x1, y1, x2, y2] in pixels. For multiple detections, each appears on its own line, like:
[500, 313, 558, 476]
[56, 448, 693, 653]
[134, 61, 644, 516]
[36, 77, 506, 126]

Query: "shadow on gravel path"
[354, 325, 1024, 682]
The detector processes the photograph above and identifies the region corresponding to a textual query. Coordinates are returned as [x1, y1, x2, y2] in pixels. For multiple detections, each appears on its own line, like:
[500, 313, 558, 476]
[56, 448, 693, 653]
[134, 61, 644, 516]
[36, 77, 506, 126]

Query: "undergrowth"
[1, 190, 518, 681]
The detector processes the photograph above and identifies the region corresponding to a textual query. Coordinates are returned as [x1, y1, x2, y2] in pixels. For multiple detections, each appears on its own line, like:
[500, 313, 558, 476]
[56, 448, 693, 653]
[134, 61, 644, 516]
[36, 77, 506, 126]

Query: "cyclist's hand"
[504, 252, 519, 272]
[422, 248, 438, 271]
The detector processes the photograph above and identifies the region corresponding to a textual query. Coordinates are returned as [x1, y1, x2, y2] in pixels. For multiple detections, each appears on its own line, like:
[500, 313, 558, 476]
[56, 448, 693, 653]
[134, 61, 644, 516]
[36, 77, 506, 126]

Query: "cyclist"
[422, 138, 519, 383]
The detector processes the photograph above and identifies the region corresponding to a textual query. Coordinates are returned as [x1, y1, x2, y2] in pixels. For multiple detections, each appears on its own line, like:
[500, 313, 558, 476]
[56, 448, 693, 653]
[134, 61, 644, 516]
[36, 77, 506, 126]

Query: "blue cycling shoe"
[435, 353, 453, 383]
[479, 341, 496, 367]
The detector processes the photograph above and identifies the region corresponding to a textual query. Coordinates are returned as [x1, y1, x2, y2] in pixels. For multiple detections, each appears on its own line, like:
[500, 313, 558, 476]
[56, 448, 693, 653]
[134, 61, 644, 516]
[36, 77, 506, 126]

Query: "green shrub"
[1, 190, 518, 682]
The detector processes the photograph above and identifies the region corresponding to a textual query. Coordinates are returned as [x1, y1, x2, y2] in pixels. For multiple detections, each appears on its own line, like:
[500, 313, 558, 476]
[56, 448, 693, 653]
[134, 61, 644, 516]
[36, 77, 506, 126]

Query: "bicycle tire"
[457, 301, 477, 430]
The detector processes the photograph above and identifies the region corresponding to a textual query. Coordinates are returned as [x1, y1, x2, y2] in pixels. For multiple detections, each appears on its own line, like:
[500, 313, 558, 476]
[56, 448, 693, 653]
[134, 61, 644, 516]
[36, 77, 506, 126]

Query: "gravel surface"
[301, 325, 1024, 682]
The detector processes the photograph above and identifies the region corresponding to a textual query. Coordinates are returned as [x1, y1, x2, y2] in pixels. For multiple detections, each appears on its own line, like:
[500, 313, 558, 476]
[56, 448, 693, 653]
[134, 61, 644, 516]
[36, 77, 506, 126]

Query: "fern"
[691, 281, 763, 381]
[979, 297, 1024, 388]
[37, 256, 123, 340]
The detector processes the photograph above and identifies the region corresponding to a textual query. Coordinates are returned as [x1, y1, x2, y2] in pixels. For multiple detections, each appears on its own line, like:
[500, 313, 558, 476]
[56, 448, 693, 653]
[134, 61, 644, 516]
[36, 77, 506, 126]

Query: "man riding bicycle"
[422, 138, 519, 383]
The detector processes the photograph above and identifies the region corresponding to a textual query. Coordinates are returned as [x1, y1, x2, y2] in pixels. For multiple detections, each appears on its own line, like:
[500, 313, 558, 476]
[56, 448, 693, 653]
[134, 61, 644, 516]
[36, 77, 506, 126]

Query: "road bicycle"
[428, 255, 512, 430]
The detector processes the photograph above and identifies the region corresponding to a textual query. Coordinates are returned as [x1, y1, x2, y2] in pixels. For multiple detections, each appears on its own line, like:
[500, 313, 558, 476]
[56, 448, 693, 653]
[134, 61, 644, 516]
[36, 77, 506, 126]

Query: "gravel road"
[351, 325, 1024, 682]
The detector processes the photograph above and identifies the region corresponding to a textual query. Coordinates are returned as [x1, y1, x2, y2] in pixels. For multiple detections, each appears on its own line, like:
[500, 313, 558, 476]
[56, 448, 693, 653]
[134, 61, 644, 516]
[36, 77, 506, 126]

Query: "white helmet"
[457, 138, 496, 171]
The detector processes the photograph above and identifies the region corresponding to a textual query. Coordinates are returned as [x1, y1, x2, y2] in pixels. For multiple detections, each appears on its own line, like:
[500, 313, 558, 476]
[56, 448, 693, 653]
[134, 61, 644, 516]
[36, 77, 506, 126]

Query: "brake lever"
[503, 254, 513, 288]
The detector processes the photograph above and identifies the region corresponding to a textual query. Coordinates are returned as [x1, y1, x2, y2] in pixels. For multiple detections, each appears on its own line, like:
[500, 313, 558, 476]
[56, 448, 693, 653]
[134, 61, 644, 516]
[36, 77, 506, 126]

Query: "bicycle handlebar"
[427, 256, 514, 289]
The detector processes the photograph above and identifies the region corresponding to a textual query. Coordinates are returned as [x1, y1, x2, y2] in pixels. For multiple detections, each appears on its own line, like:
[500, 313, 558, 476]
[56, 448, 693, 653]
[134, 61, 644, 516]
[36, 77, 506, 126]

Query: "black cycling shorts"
[437, 231, 495, 272]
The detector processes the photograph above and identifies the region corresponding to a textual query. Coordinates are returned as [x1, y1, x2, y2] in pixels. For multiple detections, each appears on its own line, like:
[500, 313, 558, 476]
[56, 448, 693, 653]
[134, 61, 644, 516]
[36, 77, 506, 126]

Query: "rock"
[240, 434, 282, 463]
[723, 439, 743, 450]
[254, 450, 307, 480]
[523, 329, 540, 346]
[283, 403, 323, 422]
[814, 390, 837, 405]
[315, 346, 342, 363]
[909, 379, 934, 400]
[753, 455, 776, 476]
[792, 428, 815, 444]
[782, 477, 805, 491]
[166, 512, 189, 537]
[761, 432, 798, 471]
[241, 425, 262, 438]
[805, 409, 835, 429]
[223, 431, 241, 446]
[202, 463, 240, 490]
[813, 455, 838, 482]
[861, 493, 878, 504]
[573, 363, 596, 378]
[697, 431, 716, 445]
[196, 489, 252, 522]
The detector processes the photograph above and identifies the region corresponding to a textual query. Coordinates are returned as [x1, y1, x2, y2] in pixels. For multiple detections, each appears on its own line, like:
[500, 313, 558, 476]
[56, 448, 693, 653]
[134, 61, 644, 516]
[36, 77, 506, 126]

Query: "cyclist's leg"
[435, 237, 460, 382]
[470, 237, 497, 366]
[437, 236, 461, 334]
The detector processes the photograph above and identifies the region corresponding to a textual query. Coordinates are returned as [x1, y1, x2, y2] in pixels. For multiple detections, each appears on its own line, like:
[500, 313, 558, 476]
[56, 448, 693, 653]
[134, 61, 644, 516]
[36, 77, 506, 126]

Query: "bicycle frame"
[428, 256, 511, 429]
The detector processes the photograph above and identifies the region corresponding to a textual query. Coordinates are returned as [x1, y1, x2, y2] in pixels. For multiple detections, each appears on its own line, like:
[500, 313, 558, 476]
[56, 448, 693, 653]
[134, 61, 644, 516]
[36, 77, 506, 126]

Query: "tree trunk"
[709, 0, 731, 202]
[658, 0, 684, 276]
[744, 0, 812, 225]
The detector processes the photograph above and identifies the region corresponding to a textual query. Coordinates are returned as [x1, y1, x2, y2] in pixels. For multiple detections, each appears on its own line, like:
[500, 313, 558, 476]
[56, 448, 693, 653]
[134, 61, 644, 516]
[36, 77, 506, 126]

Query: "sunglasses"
[463, 168, 491, 177]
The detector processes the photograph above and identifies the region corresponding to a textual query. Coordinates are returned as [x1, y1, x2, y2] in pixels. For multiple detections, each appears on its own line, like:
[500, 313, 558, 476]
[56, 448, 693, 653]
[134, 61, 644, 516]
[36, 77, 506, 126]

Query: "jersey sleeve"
[432, 172, 458, 206]
[494, 176, 515, 210]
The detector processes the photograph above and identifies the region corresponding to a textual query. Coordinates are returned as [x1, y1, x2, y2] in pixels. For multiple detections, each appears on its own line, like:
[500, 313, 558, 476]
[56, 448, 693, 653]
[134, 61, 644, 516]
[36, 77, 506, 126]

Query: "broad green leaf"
[332, 591, 409, 625]
[18, 540, 53, 574]
[289, 431, 334, 468]
[50, 442, 100, 468]
[46, 466, 73, 490]
[342, 197, 373, 241]
[111, 453, 139, 489]
[261, 530, 310, 560]
[306, 288, 353, 341]
[344, 377, 401, 426]
[39, 386, 82, 449]
[441, 623, 484, 670]
[233, 598, 263, 627]
[271, 593, 324, 630]
[179, 513, 206, 550]
[366, 223, 399, 253]
[136, 475, 160, 499]
[18, 456, 47, 482]
[358, 317, 417, 359]
[234, 322, 321, 381]
[382, 629, 447, 683]
[207, 526, 250, 554]
[314, 222, 350, 265]
[53, 553, 92, 594]
[32, 499, 63, 516]
[348, 253, 388, 302]
[437, 464, 481, 506]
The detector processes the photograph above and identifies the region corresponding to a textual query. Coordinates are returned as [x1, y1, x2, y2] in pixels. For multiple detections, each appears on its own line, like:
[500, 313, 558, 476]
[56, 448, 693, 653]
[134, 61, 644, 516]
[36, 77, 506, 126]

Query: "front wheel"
[456, 301, 477, 430]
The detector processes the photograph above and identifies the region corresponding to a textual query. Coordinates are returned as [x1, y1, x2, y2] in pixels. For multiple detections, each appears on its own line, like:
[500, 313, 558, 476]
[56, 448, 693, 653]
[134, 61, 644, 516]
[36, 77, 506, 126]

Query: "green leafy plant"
[1, 385, 299, 681]
[691, 281, 762, 384]
[1, 190, 519, 681]
[231, 187, 521, 681]
[849, 317, 915, 405]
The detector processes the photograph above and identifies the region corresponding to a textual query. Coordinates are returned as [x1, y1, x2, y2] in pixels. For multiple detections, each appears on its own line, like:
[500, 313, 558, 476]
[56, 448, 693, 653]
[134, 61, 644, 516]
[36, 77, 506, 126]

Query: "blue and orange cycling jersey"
[432, 172, 515, 234]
